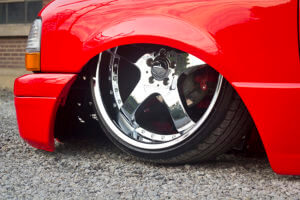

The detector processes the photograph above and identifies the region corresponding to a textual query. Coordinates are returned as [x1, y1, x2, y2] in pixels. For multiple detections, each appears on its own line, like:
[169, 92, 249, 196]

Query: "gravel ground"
[1, 89, 300, 199]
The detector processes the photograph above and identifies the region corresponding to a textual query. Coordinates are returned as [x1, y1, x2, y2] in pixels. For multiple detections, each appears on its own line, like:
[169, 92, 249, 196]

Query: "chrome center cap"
[151, 60, 169, 81]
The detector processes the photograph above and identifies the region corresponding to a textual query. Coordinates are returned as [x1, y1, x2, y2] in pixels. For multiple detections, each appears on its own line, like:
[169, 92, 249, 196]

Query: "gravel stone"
[1, 89, 300, 199]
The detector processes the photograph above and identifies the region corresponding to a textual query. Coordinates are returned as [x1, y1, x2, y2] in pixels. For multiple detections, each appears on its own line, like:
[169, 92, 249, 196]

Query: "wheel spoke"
[133, 53, 154, 73]
[120, 81, 150, 123]
[186, 54, 206, 69]
[160, 83, 195, 132]
[94, 46, 225, 150]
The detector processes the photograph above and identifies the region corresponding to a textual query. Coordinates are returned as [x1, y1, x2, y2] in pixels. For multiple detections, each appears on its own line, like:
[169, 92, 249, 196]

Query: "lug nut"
[146, 58, 154, 67]
[163, 78, 169, 85]
[149, 76, 154, 84]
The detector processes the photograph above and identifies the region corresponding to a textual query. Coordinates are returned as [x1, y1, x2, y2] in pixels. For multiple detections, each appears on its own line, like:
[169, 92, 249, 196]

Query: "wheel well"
[54, 44, 262, 153]
[54, 56, 100, 141]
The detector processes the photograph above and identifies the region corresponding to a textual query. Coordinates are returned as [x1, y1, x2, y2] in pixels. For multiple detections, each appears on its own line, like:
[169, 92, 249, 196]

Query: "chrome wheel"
[93, 45, 223, 150]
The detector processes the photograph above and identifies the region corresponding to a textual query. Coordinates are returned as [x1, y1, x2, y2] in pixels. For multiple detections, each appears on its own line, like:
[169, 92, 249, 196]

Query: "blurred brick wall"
[0, 38, 27, 68]
[0, 0, 50, 68]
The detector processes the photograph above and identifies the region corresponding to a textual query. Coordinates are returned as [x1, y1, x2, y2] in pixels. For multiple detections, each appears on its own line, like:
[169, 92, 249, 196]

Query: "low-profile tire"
[91, 44, 252, 164]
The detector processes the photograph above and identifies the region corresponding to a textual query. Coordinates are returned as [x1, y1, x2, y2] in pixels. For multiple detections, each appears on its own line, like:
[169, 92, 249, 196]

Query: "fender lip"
[14, 73, 76, 98]
[14, 73, 77, 151]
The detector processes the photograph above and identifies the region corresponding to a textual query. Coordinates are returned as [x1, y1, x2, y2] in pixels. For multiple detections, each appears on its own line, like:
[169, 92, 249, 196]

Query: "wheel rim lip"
[93, 52, 224, 150]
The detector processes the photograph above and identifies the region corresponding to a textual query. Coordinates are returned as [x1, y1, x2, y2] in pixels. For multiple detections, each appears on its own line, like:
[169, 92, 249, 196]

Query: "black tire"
[91, 45, 253, 164]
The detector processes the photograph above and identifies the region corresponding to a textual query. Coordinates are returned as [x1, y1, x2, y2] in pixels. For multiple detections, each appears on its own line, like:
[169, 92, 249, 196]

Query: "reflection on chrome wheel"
[92, 44, 252, 163]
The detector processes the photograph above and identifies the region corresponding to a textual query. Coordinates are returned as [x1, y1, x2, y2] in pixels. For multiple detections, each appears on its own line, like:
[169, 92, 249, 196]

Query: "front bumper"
[14, 74, 77, 151]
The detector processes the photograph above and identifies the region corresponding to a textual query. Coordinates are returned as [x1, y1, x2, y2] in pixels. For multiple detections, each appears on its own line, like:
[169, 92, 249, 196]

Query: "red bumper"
[14, 74, 77, 151]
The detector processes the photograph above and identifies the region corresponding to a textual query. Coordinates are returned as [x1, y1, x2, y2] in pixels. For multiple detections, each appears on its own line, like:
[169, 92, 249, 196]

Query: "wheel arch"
[51, 14, 259, 141]
[42, 15, 226, 77]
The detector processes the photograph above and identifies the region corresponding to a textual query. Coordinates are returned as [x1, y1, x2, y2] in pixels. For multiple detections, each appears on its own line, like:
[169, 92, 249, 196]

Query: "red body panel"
[14, 74, 77, 151]
[15, 97, 57, 151]
[14, 0, 300, 174]
[40, 0, 300, 83]
[14, 74, 76, 97]
[232, 82, 300, 175]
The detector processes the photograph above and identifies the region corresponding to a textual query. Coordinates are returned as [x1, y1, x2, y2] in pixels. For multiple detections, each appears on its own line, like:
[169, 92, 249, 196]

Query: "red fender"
[14, 74, 77, 151]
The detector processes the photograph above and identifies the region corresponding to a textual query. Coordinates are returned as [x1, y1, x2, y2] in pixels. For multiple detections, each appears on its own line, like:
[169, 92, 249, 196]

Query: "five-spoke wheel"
[92, 44, 252, 163]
